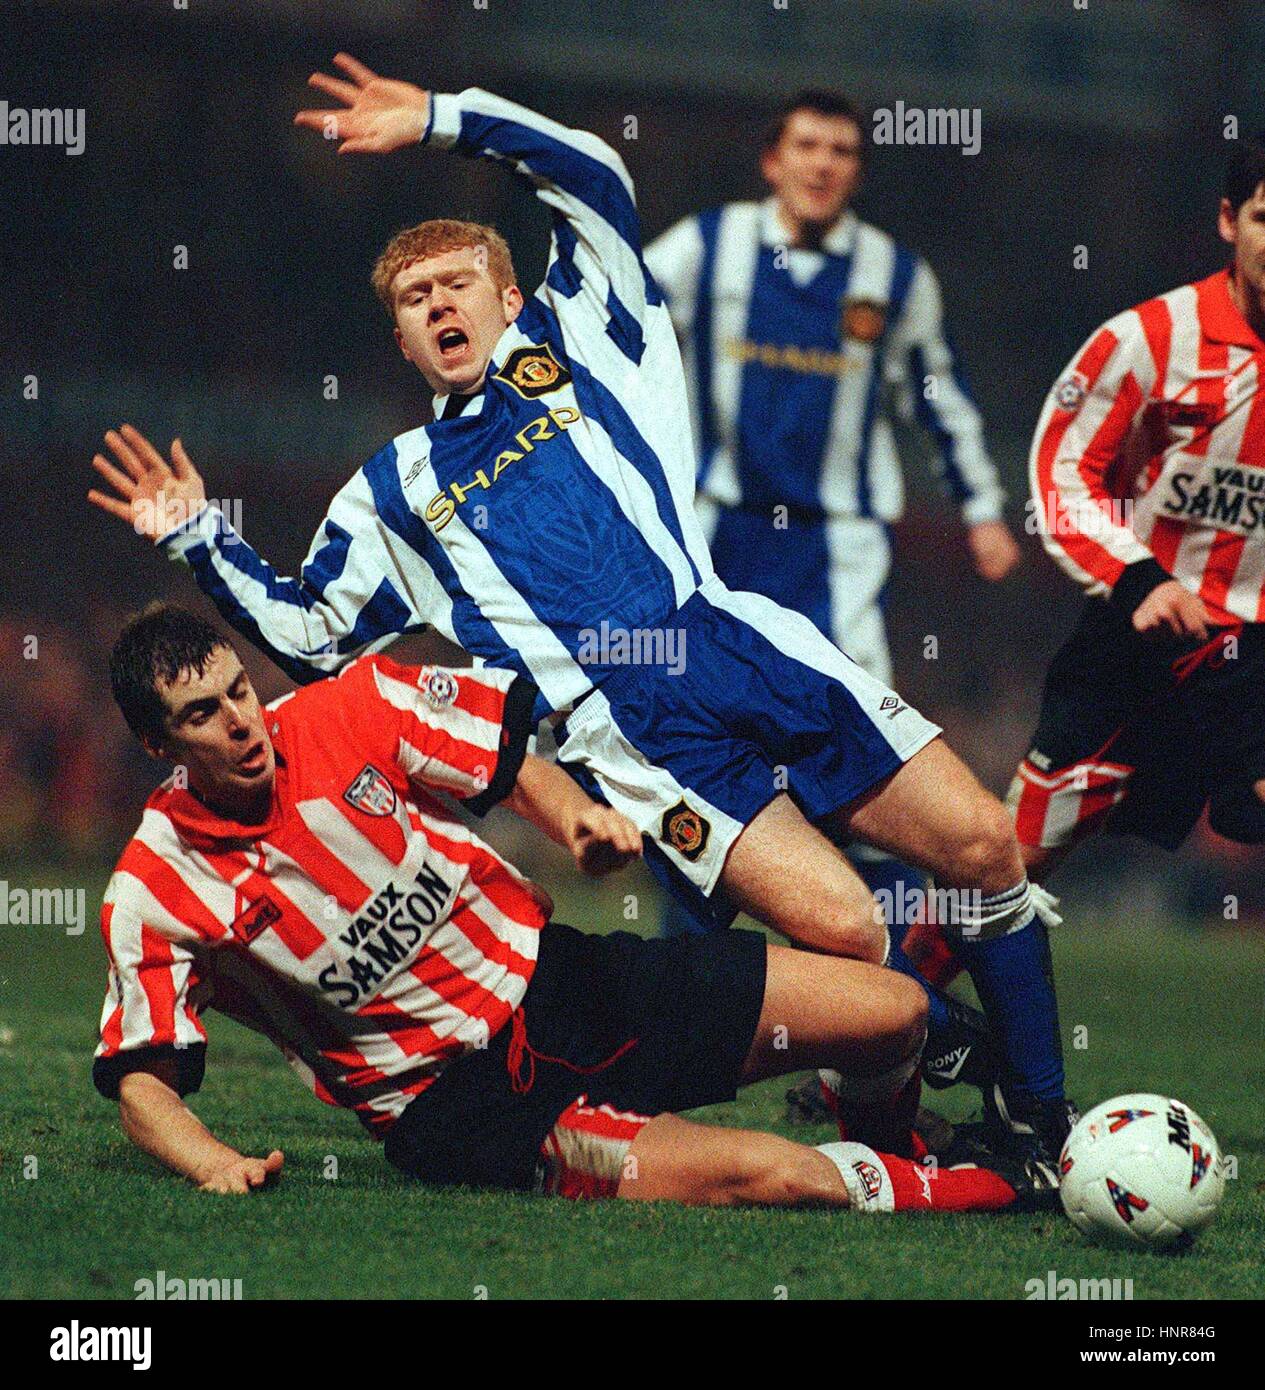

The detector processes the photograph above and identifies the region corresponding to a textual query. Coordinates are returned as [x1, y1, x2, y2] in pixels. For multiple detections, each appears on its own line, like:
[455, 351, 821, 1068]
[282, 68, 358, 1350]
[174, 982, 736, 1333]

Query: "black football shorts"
[1008, 597, 1265, 852]
[383, 920, 767, 1194]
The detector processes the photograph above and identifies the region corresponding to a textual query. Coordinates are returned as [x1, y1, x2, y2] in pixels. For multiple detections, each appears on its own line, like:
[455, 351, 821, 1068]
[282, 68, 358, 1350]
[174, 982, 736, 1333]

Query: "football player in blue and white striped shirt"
[645, 89, 1022, 1120]
[646, 89, 1019, 684]
[89, 55, 1069, 1184]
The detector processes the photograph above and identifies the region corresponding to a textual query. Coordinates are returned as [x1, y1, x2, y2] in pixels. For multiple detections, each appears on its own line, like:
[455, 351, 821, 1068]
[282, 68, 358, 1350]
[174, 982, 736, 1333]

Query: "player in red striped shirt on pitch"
[906, 137, 1265, 995]
[94, 603, 1034, 1213]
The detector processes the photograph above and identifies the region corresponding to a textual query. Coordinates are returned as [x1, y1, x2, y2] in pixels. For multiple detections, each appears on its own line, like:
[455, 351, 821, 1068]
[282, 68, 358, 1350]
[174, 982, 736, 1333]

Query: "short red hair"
[371, 219, 517, 315]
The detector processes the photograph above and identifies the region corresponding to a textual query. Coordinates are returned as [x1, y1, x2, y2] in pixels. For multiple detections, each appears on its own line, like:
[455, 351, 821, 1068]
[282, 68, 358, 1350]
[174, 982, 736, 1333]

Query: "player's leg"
[720, 791, 887, 961]
[832, 736, 1071, 1179]
[606, 1112, 1017, 1211]
[722, 796, 999, 1123]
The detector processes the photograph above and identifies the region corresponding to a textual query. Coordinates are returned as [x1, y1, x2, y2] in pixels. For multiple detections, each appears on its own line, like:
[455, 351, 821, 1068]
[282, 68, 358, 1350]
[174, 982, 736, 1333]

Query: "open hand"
[294, 53, 430, 156]
[198, 1149, 284, 1195]
[88, 424, 207, 543]
[1132, 579, 1211, 641]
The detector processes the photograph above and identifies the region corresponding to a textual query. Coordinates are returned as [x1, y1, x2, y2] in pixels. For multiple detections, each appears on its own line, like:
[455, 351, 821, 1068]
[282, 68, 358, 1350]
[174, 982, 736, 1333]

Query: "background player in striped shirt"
[88, 55, 1072, 1184]
[644, 89, 1019, 690]
[645, 88, 1022, 1115]
[94, 602, 1033, 1214]
[905, 136, 1265, 991]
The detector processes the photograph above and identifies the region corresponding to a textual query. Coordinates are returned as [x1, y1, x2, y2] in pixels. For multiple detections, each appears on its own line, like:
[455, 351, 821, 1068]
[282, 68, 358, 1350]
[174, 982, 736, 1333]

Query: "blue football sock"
[850, 852, 962, 1056]
[947, 882, 1065, 1103]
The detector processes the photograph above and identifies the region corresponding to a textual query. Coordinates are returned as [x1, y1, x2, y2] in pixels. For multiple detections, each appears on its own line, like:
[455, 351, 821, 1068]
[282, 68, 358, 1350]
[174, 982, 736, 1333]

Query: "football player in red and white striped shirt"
[95, 603, 1032, 1213]
[905, 138, 1265, 990]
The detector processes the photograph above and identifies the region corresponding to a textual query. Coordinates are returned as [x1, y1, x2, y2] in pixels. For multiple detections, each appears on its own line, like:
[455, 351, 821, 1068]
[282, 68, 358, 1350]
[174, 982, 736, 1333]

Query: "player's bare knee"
[868, 969, 928, 1070]
[833, 896, 887, 963]
[953, 797, 1024, 893]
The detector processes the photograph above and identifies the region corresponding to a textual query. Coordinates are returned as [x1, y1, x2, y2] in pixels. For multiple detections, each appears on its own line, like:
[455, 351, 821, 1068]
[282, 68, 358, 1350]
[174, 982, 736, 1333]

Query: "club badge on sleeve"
[841, 298, 888, 345]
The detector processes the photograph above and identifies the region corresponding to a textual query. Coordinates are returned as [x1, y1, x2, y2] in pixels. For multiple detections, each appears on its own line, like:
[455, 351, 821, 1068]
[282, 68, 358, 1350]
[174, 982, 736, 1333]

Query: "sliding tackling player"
[94, 603, 1033, 1214]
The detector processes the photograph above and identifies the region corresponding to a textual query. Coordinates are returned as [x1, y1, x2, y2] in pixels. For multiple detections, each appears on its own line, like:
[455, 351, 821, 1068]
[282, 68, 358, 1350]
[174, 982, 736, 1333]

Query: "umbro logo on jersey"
[344, 764, 397, 818]
[494, 343, 572, 398]
[232, 894, 282, 943]
[879, 695, 907, 719]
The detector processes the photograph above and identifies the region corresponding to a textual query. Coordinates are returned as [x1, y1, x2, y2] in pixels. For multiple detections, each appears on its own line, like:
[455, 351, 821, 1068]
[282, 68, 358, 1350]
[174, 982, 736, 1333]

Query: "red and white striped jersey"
[94, 655, 543, 1136]
[1031, 268, 1265, 624]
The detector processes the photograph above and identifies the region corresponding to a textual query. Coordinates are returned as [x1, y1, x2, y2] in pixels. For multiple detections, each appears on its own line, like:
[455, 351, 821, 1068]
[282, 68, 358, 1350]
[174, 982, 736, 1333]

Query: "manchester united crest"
[841, 298, 887, 344]
[493, 343, 572, 398]
[344, 763, 397, 818]
[661, 799, 710, 862]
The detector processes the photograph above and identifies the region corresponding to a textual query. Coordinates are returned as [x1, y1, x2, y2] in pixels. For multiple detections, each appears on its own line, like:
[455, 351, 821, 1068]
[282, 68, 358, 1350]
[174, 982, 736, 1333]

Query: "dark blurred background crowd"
[3, 0, 1264, 926]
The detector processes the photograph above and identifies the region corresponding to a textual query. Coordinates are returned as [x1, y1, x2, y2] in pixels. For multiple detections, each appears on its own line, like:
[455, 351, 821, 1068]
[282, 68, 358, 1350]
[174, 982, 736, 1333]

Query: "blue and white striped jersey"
[643, 198, 1003, 524]
[161, 89, 714, 720]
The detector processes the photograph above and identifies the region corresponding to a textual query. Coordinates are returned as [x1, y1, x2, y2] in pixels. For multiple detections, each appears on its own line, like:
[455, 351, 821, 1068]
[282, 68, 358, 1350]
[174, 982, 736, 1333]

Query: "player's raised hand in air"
[88, 424, 207, 543]
[967, 519, 1022, 582]
[198, 1149, 285, 1196]
[294, 53, 430, 156]
[1131, 578, 1212, 642]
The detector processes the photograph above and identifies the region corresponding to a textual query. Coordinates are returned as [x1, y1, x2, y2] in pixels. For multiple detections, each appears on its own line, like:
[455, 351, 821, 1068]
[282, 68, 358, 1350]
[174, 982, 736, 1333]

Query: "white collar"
[760, 196, 858, 258]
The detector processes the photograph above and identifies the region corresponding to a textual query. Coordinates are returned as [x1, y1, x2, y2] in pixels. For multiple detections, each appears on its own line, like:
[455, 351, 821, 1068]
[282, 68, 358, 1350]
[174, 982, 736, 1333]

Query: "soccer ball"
[1058, 1093, 1225, 1250]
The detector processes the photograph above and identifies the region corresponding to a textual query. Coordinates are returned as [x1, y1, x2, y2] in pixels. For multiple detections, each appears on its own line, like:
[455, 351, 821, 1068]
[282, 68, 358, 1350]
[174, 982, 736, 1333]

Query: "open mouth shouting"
[435, 325, 471, 362]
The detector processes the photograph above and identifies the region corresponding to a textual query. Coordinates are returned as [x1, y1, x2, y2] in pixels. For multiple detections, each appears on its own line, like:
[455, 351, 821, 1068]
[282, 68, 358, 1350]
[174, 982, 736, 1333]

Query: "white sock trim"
[815, 1141, 895, 1213]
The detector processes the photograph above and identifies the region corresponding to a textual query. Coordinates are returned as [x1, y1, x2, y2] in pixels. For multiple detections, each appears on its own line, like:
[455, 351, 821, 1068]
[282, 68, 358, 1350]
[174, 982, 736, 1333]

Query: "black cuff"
[93, 1043, 206, 1101]
[464, 675, 538, 816]
[1109, 558, 1170, 616]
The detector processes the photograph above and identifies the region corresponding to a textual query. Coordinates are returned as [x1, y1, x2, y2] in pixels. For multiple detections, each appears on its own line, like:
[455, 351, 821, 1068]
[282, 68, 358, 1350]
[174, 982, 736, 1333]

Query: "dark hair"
[1224, 133, 1265, 214]
[763, 88, 866, 156]
[110, 602, 232, 744]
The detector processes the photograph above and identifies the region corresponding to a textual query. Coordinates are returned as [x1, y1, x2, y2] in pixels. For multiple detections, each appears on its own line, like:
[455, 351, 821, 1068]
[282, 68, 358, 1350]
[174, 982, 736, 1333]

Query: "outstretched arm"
[119, 1070, 284, 1194]
[89, 424, 429, 682]
[295, 54, 653, 358]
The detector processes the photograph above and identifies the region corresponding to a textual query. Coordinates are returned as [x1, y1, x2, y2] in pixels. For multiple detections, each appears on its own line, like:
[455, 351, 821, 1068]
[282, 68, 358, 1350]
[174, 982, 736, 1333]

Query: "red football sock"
[878, 1152, 1017, 1212]
[900, 917, 962, 990]
[825, 1072, 925, 1159]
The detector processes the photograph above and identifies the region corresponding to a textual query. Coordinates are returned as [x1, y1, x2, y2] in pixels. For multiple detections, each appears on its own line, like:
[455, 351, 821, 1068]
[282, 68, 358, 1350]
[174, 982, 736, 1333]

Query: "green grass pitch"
[2, 863, 1262, 1300]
